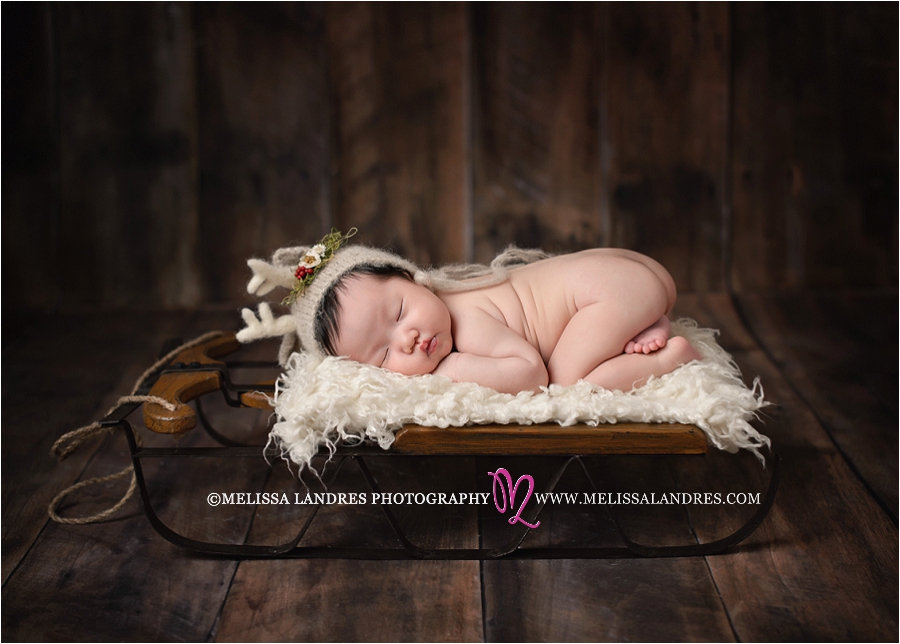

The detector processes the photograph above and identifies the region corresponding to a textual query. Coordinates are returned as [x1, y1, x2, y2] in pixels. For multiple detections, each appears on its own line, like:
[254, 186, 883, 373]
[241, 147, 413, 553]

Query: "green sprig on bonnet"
[282, 228, 358, 306]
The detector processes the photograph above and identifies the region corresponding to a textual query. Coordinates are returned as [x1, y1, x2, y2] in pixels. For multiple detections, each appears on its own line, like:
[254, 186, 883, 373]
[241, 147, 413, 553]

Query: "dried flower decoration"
[282, 228, 358, 305]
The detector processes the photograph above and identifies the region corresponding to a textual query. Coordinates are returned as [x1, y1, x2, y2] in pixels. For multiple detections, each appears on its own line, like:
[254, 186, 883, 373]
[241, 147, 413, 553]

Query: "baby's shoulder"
[439, 283, 514, 324]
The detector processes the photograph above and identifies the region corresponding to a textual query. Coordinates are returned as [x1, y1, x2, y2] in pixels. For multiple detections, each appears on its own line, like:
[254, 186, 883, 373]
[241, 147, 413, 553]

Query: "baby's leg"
[622, 255, 675, 354]
[547, 256, 675, 386]
[547, 300, 666, 387]
[625, 315, 671, 354]
[584, 336, 701, 392]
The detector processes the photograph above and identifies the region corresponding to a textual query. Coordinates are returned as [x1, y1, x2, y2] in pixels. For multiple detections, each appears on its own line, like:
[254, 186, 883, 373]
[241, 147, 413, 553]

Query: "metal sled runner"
[105, 332, 779, 560]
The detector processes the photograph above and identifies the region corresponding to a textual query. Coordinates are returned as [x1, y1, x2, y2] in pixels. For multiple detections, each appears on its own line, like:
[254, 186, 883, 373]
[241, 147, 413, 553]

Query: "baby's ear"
[246, 259, 295, 295]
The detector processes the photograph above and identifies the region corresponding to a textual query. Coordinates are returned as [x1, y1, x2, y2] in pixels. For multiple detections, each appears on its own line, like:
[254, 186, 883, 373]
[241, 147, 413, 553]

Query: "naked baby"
[237, 230, 701, 395]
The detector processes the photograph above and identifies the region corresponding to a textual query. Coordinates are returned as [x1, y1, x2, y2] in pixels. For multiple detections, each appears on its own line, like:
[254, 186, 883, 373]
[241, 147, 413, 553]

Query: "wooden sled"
[105, 332, 779, 560]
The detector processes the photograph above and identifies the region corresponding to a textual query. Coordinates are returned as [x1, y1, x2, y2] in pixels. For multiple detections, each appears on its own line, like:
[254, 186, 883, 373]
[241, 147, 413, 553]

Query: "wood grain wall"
[3, 2, 896, 309]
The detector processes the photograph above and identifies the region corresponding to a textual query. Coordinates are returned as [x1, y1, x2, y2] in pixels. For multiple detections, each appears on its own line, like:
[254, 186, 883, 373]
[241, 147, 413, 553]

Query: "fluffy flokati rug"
[270, 319, 770, 471]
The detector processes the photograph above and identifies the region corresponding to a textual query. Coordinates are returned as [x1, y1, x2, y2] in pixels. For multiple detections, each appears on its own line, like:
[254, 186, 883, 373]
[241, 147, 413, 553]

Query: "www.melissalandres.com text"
[206, 491, 761, 507]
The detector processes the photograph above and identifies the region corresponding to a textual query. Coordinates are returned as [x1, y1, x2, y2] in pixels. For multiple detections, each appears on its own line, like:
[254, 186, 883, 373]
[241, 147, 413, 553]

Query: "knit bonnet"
[236, 230, 427, 363]
[237, 229, 548, 365]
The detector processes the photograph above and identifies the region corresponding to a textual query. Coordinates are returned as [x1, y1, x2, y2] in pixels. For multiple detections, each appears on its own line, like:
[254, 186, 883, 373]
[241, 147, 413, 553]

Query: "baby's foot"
[656, 336, 702, 372]
[625, 316, 671, 354]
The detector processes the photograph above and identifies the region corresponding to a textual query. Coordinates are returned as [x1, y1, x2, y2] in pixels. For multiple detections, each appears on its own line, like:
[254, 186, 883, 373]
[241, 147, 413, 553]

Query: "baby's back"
[438, 249, 675, 363]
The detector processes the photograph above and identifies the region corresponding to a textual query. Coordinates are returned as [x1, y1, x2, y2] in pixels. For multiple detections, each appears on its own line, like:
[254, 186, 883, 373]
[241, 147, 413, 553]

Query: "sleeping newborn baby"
[237, 230, 701, 395]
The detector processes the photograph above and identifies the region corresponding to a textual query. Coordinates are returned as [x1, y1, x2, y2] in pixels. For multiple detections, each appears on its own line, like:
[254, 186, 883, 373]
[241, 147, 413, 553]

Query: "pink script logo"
[487, 468, 540, 529]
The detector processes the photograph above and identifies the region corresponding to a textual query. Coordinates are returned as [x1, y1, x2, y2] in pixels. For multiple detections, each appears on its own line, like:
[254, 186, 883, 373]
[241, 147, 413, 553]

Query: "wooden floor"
[2, 291, 897, 642]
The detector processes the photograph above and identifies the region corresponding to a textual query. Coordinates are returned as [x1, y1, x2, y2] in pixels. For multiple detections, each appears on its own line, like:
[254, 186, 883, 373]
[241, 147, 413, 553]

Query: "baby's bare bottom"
[546, 258, 698, 391]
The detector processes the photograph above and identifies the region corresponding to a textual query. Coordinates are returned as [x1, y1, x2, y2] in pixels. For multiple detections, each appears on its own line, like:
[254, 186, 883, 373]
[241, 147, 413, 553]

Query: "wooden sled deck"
[3, 292, 896, 641]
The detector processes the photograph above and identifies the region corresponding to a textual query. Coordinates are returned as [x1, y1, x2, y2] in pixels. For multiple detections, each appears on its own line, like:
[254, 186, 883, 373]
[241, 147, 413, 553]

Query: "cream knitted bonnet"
[237, 230, 428, 363]
[237, 229, 548, 364]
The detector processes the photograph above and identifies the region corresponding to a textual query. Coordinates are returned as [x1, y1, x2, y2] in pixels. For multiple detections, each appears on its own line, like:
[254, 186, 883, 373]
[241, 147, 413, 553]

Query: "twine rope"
[48, 331, 224, 524]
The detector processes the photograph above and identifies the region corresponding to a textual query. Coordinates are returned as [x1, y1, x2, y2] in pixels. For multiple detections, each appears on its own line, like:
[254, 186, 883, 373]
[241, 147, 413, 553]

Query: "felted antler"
[236, 303, 297, 343]
[246, 258, 297, 296]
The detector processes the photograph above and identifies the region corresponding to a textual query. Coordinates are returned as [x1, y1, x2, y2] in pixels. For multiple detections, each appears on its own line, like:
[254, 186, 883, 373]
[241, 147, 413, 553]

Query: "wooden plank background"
[2, 3, 897, 641]
[3, 2, 896, 309]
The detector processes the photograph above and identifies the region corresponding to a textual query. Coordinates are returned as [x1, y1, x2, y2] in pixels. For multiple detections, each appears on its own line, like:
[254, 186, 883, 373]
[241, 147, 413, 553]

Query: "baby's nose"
[401, 327, 418, 353]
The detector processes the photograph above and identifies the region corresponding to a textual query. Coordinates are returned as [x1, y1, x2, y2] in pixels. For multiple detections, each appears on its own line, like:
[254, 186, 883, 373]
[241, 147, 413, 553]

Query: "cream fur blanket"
[270, 319, 770, 470]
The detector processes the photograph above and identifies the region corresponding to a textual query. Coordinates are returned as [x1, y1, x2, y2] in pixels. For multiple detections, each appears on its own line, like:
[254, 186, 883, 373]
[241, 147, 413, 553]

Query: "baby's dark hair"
[315, 263, 414, 356]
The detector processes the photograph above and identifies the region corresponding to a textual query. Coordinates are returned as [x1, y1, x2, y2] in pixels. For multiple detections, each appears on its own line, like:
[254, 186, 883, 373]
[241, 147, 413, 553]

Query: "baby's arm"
[433, 311, 548, 395]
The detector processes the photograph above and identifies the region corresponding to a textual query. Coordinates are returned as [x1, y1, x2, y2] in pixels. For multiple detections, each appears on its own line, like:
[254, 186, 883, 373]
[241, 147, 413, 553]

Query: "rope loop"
[51, 422, 113, 461]
[48, 466, 136, 525]
[47, 331, 224, 524]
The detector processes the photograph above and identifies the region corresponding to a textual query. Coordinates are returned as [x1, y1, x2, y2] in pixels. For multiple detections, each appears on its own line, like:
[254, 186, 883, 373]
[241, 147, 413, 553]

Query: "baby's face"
[332, 275, 453, 376]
